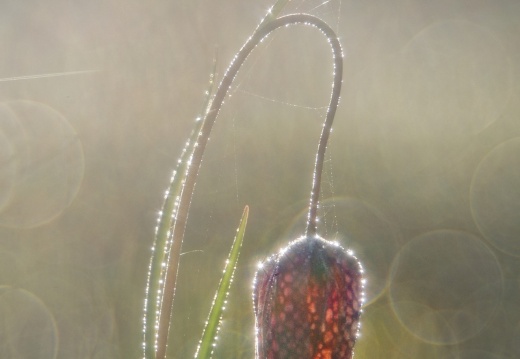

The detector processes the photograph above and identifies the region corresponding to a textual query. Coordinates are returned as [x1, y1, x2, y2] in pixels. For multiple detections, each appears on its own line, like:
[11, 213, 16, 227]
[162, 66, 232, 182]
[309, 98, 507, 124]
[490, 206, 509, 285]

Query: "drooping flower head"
[253, 236, 364, 359]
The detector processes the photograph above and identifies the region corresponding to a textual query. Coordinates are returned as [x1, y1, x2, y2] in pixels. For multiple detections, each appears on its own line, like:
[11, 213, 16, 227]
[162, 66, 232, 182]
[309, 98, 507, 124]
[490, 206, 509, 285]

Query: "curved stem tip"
[156, 13, 343, 359]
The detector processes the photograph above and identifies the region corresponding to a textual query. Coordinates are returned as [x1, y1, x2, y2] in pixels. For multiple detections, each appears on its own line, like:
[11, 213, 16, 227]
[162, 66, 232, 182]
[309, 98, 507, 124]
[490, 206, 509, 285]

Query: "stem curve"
[156, 13, 343, 359]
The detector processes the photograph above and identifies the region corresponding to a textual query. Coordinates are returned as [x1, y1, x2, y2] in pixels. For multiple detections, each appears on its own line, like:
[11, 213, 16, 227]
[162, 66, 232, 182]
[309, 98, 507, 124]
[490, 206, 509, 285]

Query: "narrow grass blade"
[195, 205, 249, 359]
[143, 53, 218, 359]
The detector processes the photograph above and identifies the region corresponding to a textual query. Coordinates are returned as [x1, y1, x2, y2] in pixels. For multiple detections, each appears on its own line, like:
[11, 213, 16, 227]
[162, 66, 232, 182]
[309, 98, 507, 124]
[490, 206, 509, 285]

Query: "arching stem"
[156, 13, 343, 359]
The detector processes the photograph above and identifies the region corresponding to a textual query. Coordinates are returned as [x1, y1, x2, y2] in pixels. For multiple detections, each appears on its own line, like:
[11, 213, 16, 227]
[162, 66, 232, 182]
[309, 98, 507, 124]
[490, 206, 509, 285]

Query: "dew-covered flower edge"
[142, 1, 364, 358]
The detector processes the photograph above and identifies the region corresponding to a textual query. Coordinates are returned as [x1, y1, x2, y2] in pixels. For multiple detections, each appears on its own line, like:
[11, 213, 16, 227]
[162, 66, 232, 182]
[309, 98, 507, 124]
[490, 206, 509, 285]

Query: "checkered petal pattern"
[253, 236, 363, 359]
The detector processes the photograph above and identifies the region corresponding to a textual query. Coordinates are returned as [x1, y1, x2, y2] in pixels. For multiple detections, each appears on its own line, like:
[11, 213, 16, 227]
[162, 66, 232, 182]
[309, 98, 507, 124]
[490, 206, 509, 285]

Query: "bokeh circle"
[0, 286, 58, 359]
[354, 303, 460, 359]
[0, 105, 22, 212]
[347, 19, 511, 182]
[0, 100, 84, 228]
[470, 137, 520, 257]
[389, 230, 503, 345]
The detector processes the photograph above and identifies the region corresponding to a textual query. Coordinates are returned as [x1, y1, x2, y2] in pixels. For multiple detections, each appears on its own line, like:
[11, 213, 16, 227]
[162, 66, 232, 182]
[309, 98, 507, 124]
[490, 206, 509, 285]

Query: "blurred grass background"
[0, 0, 519, 358]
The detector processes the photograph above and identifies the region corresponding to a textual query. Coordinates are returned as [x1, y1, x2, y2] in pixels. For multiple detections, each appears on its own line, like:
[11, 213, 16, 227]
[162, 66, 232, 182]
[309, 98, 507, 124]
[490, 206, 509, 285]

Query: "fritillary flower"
[254, 236, 363, 359]
[144, 6, 362, 358]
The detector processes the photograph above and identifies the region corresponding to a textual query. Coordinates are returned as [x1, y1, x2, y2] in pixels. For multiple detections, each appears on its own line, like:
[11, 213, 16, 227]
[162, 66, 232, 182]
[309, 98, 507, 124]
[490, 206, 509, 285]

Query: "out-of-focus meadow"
[0, 0, 519, 358]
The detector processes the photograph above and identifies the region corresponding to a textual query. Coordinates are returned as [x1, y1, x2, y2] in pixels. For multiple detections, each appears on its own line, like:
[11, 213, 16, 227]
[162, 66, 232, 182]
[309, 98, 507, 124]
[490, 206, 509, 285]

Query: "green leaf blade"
[143, 53, 218, 359]
[195, 205, 249, 359]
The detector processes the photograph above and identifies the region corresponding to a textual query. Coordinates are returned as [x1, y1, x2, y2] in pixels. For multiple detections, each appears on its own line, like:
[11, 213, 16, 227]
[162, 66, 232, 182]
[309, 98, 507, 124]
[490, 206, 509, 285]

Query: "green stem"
[143, 54, 217, 359]
[156, 13, 343, 359]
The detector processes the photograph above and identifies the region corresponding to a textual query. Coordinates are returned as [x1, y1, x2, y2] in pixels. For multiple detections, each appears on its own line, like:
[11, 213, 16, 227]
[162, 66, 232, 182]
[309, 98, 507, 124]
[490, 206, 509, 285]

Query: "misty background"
[0, 0, 519, 358]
